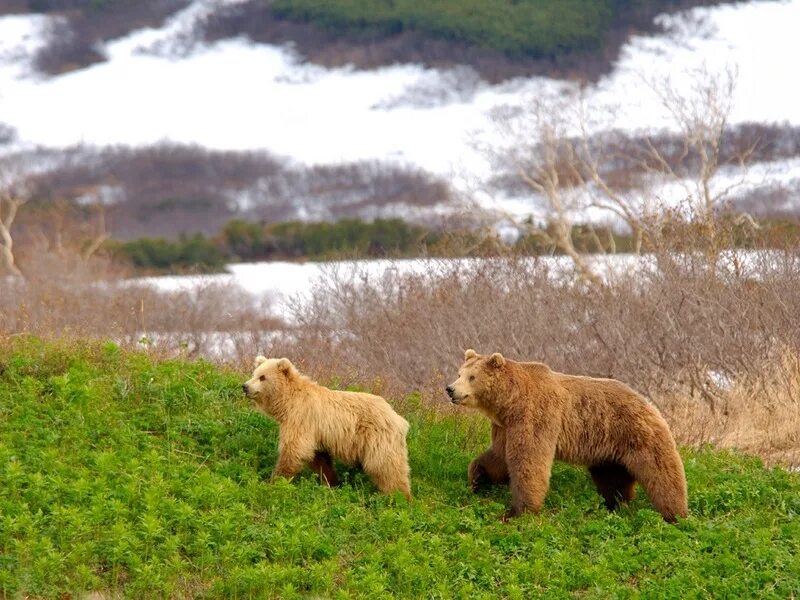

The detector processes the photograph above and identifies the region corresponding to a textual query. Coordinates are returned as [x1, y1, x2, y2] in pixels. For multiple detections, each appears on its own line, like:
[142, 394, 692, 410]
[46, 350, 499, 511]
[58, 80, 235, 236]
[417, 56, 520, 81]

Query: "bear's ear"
[254, 355, 267, 367]
[464, 349, 478, 361]
[276, 357, 294, 376]
[488, 352, 505, 368]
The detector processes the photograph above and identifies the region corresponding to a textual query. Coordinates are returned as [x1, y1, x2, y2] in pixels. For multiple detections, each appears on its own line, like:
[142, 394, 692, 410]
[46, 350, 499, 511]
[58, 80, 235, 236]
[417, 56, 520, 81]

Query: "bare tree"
[637, 65, 758, 265]
[488, 97, 603, 286]
[26, 199, 110, 264]
[81, 204, 109, 261]
[487, 64, 757, 282]
[0, 156, 30, 277]
[1, 152, 114, 278]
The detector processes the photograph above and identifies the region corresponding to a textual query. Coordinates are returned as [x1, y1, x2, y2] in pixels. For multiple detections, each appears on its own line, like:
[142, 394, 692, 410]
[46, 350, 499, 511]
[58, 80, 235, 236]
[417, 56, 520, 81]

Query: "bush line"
[106, 216, 800, 273]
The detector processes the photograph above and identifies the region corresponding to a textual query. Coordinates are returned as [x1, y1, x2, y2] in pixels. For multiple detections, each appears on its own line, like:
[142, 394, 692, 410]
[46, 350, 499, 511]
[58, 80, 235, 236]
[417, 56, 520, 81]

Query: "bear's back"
[551, 372, 672, 465]
[312, 387, 408, 438]
[304, 387, 407, 465]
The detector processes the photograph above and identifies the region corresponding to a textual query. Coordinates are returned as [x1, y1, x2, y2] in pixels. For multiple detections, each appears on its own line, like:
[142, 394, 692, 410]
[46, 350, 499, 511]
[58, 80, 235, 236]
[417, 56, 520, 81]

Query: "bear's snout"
[242, 383, 249, 395]
[446, 385, 456, 401]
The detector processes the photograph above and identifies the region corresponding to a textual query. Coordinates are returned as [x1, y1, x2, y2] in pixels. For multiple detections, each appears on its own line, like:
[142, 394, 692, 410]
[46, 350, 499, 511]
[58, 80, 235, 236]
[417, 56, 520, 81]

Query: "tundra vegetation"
[2, 188, 800, 597]
[1, 0, 745, 79]
[200, 0, 747, 80]
[0, 338, 798, 598]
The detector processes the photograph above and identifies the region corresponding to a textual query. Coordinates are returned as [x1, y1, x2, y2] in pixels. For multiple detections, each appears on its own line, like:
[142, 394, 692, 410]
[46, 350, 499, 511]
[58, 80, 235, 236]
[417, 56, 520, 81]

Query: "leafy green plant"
[1, 337, 799, 598]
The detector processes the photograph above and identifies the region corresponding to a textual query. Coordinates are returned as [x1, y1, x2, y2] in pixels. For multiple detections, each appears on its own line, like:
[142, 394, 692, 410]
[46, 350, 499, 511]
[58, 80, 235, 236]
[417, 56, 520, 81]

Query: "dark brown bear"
[447, 350, 688, 521]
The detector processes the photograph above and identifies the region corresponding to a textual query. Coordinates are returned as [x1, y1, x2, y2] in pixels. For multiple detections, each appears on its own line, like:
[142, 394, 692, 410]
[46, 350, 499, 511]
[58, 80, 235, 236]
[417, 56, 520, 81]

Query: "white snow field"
[1, 0, 800, 176]
[138, 248, 796, 325]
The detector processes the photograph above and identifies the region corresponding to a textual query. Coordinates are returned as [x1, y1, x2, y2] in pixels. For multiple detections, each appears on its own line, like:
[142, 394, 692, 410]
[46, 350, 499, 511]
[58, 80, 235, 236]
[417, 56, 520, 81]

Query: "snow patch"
[1, 1, 800, 215]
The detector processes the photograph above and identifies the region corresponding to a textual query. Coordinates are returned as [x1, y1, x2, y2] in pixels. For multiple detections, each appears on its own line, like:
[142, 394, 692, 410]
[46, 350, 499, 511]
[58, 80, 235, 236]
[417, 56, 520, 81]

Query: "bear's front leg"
[469, 423, 509, 492]
[469, 451, 509, 492]
[505, 462, 553, 518]
[272, 435, 314, 481]
[272, 452, 305, 480]
[503, 421, 558, 518]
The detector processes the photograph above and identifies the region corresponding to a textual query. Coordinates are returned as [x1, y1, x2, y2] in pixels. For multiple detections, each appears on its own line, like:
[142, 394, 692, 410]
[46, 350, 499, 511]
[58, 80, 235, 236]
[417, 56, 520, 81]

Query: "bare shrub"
[32, 0, 191, 75]
[491, 122, 800, 197]
[282, 247, 800, 465]
[483, 66, 800, 283]
[2, 250, 142, 339]
[2, 226, 284, 361]
[20, 144, 452, 239]
[288, 253, 799, 390]
[134, 274, 289, 360]
[23, 144, 280, 238]
[1, 261, 283, 359]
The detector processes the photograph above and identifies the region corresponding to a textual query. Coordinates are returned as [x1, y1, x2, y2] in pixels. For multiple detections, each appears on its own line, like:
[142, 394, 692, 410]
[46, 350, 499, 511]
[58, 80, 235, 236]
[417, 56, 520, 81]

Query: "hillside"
[201, 0, 746, 81]
[0, 0, 745, 79]
[3, 0, 800, 243]
[1, 338, 799, 598]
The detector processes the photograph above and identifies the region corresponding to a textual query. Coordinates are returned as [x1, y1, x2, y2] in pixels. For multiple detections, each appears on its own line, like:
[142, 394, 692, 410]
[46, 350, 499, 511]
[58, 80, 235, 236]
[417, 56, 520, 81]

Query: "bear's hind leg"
[311, 451, 339, 487]
[366, 464, 412, 501]
[589, 462, 636, 511]
[625, 454, 688, 523]
[362, 448, 412, 501]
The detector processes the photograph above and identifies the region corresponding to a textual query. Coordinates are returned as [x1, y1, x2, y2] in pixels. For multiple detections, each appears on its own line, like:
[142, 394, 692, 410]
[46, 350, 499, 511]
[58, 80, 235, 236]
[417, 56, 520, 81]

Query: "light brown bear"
[243, 356, 412, 500]
[446, 350, 688, 522]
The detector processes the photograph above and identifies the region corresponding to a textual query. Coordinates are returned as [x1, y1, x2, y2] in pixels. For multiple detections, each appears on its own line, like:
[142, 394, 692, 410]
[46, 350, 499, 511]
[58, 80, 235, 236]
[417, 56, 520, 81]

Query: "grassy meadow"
[1, 338, 799, 598]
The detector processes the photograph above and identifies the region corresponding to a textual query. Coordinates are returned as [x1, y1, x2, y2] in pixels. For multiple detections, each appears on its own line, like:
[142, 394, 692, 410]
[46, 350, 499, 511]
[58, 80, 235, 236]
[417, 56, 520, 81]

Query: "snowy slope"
[1, 0, 799, 217]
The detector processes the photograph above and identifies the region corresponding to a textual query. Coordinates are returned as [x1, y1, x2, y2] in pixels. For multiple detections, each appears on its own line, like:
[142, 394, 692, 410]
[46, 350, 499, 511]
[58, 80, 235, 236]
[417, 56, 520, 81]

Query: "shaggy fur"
[243, 356, 412, 500]
[447, 349, 688, 522]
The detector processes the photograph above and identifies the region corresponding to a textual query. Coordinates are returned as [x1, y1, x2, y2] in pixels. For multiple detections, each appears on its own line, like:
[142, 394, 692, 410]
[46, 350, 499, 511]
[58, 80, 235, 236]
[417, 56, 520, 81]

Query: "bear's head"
[446, 349, 507, 416]
[242, 355, 298, 419]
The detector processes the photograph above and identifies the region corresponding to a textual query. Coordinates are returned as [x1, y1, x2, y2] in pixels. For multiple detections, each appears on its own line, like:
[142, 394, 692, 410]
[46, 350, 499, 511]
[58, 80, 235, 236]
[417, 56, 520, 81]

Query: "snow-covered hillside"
[1, 0, 799, 219]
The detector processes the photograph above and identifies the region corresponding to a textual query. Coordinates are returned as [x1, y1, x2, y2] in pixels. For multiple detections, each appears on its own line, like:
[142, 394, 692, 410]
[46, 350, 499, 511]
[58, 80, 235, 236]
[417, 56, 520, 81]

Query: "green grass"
[1, 338, 799, 598]
[271, 0, 615, 59]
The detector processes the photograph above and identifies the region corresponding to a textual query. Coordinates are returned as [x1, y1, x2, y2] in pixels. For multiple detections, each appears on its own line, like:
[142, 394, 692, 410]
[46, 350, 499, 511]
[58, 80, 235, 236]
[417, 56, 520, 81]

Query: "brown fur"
[243, 356, 412, 500]
[311, 451, 339, 487]
[448, 349, 688, 521]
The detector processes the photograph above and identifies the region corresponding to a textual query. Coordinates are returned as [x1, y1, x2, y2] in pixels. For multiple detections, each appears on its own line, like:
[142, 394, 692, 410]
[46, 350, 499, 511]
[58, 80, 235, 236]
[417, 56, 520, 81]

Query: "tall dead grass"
[2, 241, 799, 467]
[285, 249, 800, 467]
[663, 348, 800, 466]
[0, 251, 278, 360]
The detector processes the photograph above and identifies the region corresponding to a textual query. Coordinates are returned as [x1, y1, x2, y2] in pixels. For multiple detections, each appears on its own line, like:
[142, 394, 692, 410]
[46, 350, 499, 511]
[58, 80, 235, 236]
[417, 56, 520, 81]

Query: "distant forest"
[108, 215, 800, 273]
[203, 0, 747, 81]
[0, 0, 747, 79]
[10, 144, 453, 240]
[5, 118, 800, 274]
[11, 122, 800, 241]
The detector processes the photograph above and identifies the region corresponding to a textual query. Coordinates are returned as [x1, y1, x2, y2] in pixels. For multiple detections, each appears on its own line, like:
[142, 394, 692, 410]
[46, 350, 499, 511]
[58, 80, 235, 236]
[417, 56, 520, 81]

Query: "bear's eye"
[259, 375, 266, 381]
[469, 375, 475, 381]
